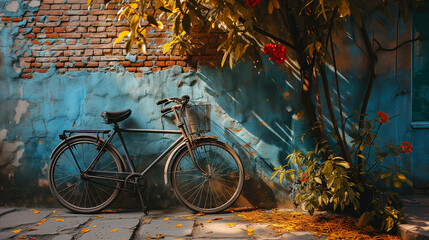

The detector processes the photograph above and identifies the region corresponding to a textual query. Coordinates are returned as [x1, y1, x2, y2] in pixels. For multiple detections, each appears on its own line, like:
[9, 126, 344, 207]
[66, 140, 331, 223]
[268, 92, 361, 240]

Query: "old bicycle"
[48, 95, 244, 214]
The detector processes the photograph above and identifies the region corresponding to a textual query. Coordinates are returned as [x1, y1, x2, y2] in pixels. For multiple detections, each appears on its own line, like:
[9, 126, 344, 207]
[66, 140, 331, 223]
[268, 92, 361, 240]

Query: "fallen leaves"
[146, 233, 165, 239]
[55, 218, 64, 222]
[94, 216, 104, 219]
[194, 212, 205, 216]
[205, 220, 211, 223]
[211, 217, 223, 221]
[12, 229, 22, 233]
[225, 223, 236, 227]
[247, 228, 255, 236]
[163, 217, 169, 221]
[238, 210, 402, 240]
[17, 237, 27, 239]
[92, 225, 98, 228]
[81, 228, 90, 234]
[30, 209, 39, 214]
[36, 219, 46, 226]
[174, 224, 182, 227]
[110, 229, 119, 233]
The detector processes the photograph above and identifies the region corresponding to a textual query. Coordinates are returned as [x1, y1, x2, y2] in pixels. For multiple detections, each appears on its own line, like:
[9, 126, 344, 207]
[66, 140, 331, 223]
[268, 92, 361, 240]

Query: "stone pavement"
[399, 195, 429, 240]
[0, 207, 324, 240]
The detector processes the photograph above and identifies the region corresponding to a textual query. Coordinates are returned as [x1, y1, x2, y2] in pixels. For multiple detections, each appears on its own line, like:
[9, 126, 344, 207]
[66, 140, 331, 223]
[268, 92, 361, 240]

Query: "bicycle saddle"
[101, 109, 132, 124]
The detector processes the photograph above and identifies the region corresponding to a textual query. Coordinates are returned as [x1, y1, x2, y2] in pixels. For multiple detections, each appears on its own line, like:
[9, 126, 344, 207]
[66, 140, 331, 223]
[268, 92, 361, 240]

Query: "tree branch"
[373, 35, 421, 53]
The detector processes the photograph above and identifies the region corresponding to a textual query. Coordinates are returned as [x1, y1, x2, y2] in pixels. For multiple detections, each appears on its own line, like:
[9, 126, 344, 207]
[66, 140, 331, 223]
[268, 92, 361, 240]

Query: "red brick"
[88, 44, 112, 49]
[58, 57, 69, 61]
[67, 68, 80, 72]
[155, 61, 166, 67]
[93, 49, 103, 55]
[59, 33, 81, 38]
[54, 62, 65, 67]
[87, 62, 99, 67]
[82, 49, 92, 56]
[64, 50, 74, 56]
[60, 16, 70, 21]
[35, 69, 49, 73]
[144, 61, 153, 67]
[46, 16, 59, 21]
[60, 22, 79, 27]
[46, 34, 59, 38]
[32, 39, 40, 44]
[76, 27, 87, 32]
[31, 28, 41, 33]
[107, 32, 116, 38]
[74, 50, 84, 56]
[23, 69, 34, 73]
[88, 27, 97, 33]
[58, 68, 67, 73]
[39, 4, 51, 9]
[2, 17, 12, 21]
[53, 51, 64, 57]
[99, 61, 108, 67]
[21, 74, 33, 79]
[125, 67, 136, 72]
[54, 27, 66, 33]
[176, 61, 187, 67]
[71, 4, 81, 9]
[44, 27, 54, 33]
[83, 33, 107, 38]
[166, 61, 175, 66]
[38, 10, 63, 15]
[66, 27, 76, 32]
[31, 63, 42, 67]
[112, 49, 122, 55]
[42, 63, 52, 68]
[44, 41, 53, 45]
[79, 39, 88, 44]
[70, 16, 79, 21]
[88, 16, 98, 21]
[12, 18, 23, 22]
[24, 34, 36, 38]
[75, 62, 85, 67]
[35, 22, 59, 27]
[65, 10, 87, 15]
[120, 61, 132, 67]
[159, 56, 169, 61]
[68, 45, 86, 50]
[51, 5, 61, 10]
[132, 62, 144, 67]
[152, 67, 161, 72]
[137, 56, 147, 60]
[19, 29, 26, 33]
[103, 49, 112, 54]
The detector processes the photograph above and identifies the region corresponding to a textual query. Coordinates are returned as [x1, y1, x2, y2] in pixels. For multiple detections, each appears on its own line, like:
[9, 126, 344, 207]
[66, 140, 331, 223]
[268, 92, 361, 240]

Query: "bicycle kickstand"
[137, 189, 149, 215]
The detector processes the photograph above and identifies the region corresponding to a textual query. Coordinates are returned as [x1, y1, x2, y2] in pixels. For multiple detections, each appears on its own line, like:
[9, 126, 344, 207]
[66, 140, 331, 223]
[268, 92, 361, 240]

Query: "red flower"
[246, 0, 260, 7]
[400, 141, 413, 154]
[263, 43, 286, 65]
[376, 111, 389, 124]
[300, 178, 307, 182]
[302, 172, 306, 176]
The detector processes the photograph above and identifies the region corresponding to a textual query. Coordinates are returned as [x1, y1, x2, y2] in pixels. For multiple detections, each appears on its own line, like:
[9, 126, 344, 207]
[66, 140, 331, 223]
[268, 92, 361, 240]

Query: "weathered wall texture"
[0, 0, 427, 208]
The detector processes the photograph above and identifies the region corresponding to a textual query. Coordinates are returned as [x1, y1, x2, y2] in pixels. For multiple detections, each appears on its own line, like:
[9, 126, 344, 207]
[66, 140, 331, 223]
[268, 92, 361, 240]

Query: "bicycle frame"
[60, 107, 203, 186]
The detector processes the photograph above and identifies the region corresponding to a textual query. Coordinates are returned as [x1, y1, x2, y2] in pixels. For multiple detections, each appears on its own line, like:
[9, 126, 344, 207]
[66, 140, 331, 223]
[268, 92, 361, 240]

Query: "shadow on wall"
[0, 61, 304, 209]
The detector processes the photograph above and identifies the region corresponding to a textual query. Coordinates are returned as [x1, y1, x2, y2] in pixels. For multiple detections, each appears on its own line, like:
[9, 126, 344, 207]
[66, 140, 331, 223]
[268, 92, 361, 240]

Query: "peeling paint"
[6, 1, 19, 13]
[14, 99, 29, 124]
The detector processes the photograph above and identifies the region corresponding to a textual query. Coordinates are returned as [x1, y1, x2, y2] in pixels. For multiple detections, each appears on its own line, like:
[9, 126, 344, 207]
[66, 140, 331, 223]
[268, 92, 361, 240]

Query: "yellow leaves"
[164, 217, 169, 221]
[31, 209, 39, 214]
[114, 31, 130, 46]
[17, 237, 27, 239]
[268, 0, 280, 14]
[247, 228, 255, 236]
[239, 210, 403, 240]
[81, 228, 90, 234]
[174, 224, 182, 227]
[194, 212, 205, 216]
[94, 216, 104, 219]
[12, 229, 22, 233]
[36, 219, 46, 226]
[110, 229, 119, 233]
[211, 217, 223, 221]
[55, 219, 65, 222]
[92, 225, 98, 228]
[225, 223, 236, 227]
[205, 220, 211, 223]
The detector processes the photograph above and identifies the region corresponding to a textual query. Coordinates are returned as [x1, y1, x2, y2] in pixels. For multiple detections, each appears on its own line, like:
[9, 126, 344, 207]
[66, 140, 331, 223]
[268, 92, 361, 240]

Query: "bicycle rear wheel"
[49, 136, 123, 213]
[171, 140, 244, 213]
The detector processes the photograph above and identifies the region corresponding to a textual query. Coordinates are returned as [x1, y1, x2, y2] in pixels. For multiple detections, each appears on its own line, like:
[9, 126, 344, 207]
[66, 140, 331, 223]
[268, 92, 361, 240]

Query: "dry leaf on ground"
[174, 224, 182, 227]
[110, 229, 119, 232]
[12, 229, 21, 233]
[81, 228, 90, 234]
[238, 210, 402, 240]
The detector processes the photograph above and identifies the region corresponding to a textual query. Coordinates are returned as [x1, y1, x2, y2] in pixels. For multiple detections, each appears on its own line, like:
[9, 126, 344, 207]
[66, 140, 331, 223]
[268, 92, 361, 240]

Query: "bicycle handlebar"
[157, 95, 190, 115]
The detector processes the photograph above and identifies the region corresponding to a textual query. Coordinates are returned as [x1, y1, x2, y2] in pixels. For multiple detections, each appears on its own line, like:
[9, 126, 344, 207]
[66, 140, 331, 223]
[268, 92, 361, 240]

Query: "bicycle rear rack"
[59, 130, 111, 140]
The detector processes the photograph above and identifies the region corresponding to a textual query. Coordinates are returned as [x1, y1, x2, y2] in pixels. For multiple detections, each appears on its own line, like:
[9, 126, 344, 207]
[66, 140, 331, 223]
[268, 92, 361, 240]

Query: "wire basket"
[185, 104, 211, 135]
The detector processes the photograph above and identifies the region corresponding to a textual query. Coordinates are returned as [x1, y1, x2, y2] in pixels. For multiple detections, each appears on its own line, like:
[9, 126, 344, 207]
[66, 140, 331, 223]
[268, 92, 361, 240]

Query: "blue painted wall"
[0, 0, 427, 209]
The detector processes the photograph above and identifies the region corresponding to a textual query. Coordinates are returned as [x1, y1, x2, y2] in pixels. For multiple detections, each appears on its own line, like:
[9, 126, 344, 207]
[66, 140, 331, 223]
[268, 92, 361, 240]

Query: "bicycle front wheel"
[49, 136, 123, 213]
[172, 140, 244, 213]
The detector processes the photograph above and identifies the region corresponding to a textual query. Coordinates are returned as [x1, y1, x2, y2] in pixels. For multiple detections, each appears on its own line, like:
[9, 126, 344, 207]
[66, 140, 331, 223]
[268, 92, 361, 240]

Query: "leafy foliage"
[272, 112, 413, 232]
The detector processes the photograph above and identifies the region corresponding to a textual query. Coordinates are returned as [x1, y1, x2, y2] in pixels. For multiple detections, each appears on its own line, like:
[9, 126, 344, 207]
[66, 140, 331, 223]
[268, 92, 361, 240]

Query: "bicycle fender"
[49, 134, 123, 168]
[163, 136, 218, 186]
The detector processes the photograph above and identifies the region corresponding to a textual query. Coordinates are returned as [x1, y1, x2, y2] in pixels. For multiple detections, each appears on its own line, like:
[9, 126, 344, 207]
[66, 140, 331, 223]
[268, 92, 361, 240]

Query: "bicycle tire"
[49, 135, 123, 213]
[171, 139, 244, 213]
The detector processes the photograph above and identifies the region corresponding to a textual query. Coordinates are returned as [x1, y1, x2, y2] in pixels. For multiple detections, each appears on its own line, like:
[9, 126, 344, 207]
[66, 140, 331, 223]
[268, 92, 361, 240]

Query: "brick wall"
[3, 0, 224, 79]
